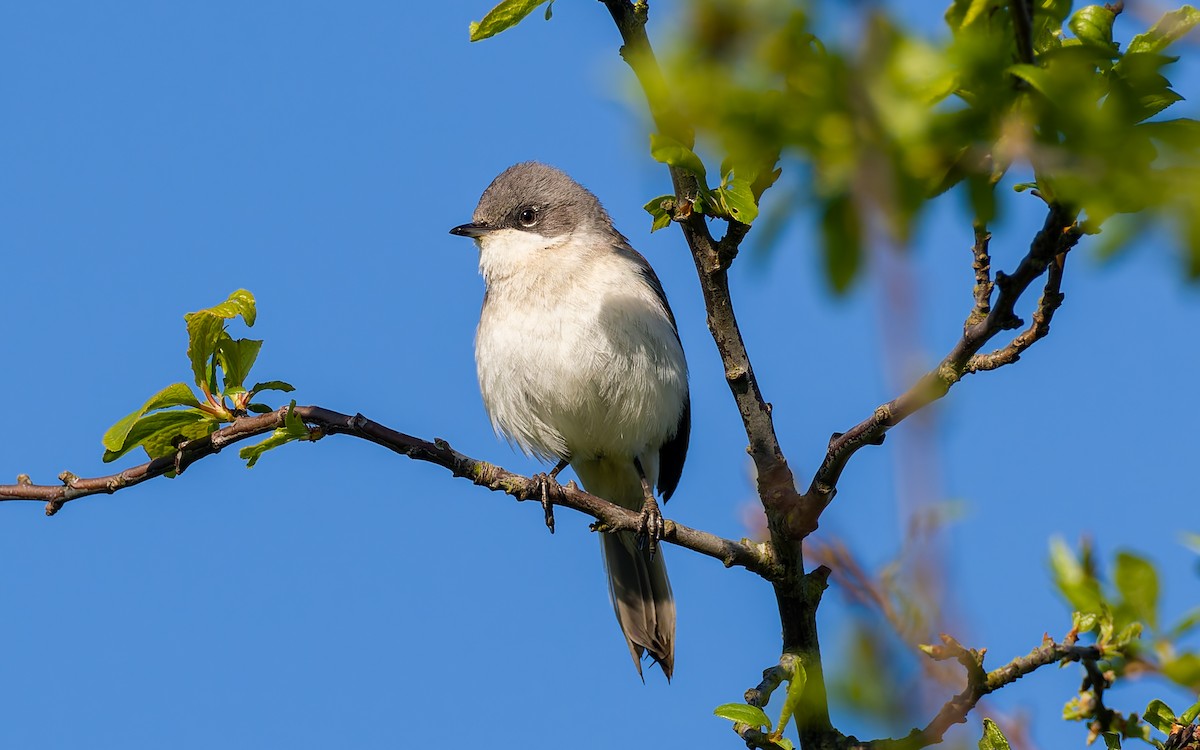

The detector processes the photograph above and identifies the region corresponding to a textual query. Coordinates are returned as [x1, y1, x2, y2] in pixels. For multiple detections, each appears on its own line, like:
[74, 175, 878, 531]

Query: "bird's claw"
[636, 496, 665, 557]
[530, 472, 558, 534]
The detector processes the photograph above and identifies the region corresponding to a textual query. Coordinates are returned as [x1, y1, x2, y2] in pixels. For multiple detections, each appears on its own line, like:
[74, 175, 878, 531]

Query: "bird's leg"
[632, 457, 664, 556]
[530, 459, 569, 534]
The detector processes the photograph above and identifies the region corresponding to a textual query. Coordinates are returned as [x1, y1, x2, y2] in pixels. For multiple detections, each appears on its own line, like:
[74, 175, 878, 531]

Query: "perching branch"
[0, 405, 777, 579]
[793, 204, 1083, 538]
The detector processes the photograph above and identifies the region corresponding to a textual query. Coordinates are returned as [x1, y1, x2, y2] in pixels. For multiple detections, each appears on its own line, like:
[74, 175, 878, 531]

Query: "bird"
[450, 161, 690, 680]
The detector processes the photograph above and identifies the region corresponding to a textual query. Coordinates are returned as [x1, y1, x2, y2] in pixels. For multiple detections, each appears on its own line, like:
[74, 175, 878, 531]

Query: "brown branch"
[966, 251, 1067, 373]
[967, 224, 994, 328]
[865, 635, 1102, 750]
[793, 205, 1082, 538]
[0, 405, 777, 579]
[597, 0, 802, 555]
[738, 725, 802, 750]
[599, 0, 796, 526]
[598, 2, 828, 744]
[745, 652, 802, 709]
[1008, 0, 1035, 66]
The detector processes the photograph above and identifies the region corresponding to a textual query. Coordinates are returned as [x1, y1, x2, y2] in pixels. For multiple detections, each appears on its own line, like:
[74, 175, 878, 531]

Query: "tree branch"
[966, 251, 1067, 373]
[1008, 0, 1035, 66]
[598, 1, 828, 742]
[793, 204, 1082, 537]
[0, 405, 777, 579]
[966, 224, 994, 328]
[598, 0, 797, 525]
[864, 635, 1102, 750]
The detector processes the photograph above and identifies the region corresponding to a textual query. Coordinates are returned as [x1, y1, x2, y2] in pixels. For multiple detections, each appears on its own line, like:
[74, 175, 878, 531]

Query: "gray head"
[449, 162, 612, 240]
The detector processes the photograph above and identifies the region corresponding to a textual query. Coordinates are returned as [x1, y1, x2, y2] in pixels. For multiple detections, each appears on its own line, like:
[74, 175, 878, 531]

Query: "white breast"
[474, 229, 687, 464]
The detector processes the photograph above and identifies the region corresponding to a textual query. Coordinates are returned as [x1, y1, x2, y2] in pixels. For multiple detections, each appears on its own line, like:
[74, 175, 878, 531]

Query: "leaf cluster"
[101, 290, 297, 468]
[1051, 538, 1200, 747]
[713, 655, 808, 749]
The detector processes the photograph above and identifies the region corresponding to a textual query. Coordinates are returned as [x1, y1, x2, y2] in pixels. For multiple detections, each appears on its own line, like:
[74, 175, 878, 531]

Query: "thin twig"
[794, 205, 1082, 537]
[966, 252, 1067, 373]
[967, 223, 994, 328]
[864, 636, 1102, 749]
[745, 652, 802, 708]
[0, 405, 778, 579]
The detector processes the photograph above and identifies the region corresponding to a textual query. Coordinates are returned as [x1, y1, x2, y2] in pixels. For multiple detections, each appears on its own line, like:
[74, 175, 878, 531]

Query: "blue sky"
[1, 2, 1197, 748]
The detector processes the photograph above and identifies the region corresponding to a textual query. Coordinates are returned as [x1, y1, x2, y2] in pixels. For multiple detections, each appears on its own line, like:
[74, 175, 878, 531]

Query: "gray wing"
[612, 236, 690, 501]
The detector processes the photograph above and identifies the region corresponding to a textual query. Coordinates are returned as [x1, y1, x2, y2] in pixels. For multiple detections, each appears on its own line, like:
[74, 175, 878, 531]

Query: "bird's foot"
[528, 459, 569, 535]
[529, 473, 559, 534]
[636, 494, 665, 557]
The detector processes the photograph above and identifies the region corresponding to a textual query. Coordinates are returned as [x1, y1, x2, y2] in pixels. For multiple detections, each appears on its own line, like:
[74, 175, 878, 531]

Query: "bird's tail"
[574, 457, 676, 679]
[601, 531, 675, 680]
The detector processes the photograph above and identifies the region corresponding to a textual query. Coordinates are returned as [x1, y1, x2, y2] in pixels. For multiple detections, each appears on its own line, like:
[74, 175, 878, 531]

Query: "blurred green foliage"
[470, 0, 1199, 286]
[652, 0, 1200, 289]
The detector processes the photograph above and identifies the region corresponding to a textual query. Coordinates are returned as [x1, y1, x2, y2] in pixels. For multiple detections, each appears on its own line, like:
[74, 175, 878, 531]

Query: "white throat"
[476, 228, 571, 290]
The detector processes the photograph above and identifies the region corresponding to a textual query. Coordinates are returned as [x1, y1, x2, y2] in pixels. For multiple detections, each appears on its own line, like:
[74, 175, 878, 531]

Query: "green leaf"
[1114, 551, 1159, 628]
[1169, 605, 1200, 638]
[1139, 118, 1200, 150]
[713, 703, 772, 731]
[945, 0, 996, 31]
[717, 177, 760, 225]
[185, 314, 223, 390]
[102, 409, 216, 463]
[217, 337, 263, 393]
[544, 0, 553, 20]
[1101, 731, 1122, 750]
[1069, 5, 1116, 49]
[1007, 64, 1054, 96]
[1049, 537, 1104, 613]
[1063, 695, 1087, 721]
[821, 193, 862, 294]
[246, 403, 274, 414]
[1073, 611, 1099, 633]
[776, 657, 808, 737]
[249, 380, 296, 396]
[102, 382, 202, 452]
[1180, 699, 1200, 725]
[643, 194, 675, 233]
[207, 288, 256, 326]
[968, 174, 997, 225]
[469, 0, 552, 42]
[649, 133, 707, 181]
[139, 411, 219, 460]
[239, 402, 309, 467]
[978, 718, 1012, 750]
[1128, 6, 1200, 55]
[775, 739, 795, 750]
[184, 290, 257, 390]
[1162, 653, 1200, 690]
[1143, 699, 1178, 733]
[752, 166, 783, 200]
[1115, 621, 1143, 648]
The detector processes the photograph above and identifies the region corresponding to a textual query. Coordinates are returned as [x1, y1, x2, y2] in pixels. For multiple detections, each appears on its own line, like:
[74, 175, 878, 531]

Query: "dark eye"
[518, 207, 539, 227]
